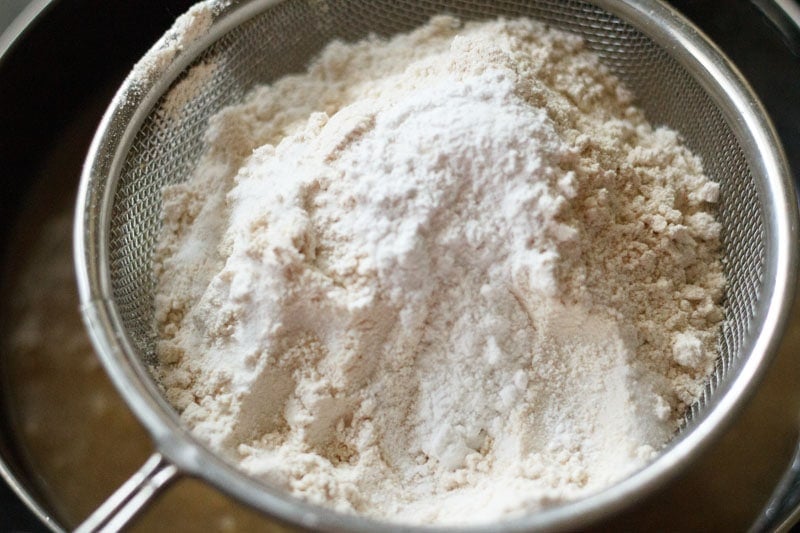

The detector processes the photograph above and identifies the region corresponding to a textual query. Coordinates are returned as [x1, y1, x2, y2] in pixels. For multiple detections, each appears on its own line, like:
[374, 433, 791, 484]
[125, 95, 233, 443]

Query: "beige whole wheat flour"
[154, 16, 725, 525]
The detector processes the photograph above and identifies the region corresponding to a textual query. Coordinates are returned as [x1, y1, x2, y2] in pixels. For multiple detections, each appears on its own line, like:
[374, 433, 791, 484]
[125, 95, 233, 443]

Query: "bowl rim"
[0, 2, 71, 531]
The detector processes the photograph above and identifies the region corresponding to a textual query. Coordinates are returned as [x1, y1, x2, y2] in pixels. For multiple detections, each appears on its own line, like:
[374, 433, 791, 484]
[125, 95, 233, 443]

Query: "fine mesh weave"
[108, 0, 762, 429]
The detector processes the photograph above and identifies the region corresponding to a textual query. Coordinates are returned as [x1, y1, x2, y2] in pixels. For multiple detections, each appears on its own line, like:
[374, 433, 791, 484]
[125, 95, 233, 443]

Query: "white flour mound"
[154, 16, 725, 525]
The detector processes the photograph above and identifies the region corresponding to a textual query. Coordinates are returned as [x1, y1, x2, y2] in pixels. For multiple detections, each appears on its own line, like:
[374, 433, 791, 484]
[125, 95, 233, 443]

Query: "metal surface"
[74, 454, 178, 533]
[0, 0, 51, 60]
[0, 3, 67, 531]
[74, 0, 797, 531]
[751, 443, 800, 532]
[0, 1, 199, 530]
[753, 0, 800, 55]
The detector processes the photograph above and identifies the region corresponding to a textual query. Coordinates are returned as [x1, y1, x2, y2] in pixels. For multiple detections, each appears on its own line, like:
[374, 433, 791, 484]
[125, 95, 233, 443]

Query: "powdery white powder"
[130, 2, 218, 82]
[154, 16, 725, 525]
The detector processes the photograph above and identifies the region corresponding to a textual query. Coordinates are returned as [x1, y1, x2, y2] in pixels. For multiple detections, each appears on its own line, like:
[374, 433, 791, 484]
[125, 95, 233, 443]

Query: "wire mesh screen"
[107, 0, 764, 429]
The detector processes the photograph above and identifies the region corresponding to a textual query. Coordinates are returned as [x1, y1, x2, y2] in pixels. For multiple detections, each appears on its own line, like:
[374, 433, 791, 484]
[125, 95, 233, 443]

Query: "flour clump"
[154, 16, 725, 525]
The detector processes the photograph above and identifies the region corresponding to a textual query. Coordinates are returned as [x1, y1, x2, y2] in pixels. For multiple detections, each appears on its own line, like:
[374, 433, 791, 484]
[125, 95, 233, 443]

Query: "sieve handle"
[750, 440, 800, 533]
[75, 453, 179, 533]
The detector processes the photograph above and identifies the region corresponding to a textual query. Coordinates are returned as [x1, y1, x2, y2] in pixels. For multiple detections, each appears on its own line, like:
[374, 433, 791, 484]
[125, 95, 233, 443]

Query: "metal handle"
[750, 439, 800, 533]
[75, 453, 179, 533]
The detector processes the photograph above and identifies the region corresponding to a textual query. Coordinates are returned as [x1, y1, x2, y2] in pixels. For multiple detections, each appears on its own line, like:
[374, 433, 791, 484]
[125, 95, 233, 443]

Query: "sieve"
[73, 0, 798, 531]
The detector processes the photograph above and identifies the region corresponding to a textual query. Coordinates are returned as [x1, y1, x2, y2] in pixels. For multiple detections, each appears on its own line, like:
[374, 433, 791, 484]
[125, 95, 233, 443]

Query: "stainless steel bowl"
[3, 1, 800, 531]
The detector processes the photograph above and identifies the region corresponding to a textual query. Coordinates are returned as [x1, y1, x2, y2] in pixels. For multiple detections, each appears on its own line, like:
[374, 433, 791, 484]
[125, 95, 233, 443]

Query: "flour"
[154, 16, 725, 525]
[130, 2, 221, 83]
[159, 61, 218, 120]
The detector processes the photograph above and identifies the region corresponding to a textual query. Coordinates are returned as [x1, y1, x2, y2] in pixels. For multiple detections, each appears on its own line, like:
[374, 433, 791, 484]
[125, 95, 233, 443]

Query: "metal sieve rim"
[74, 0, 798, 531]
